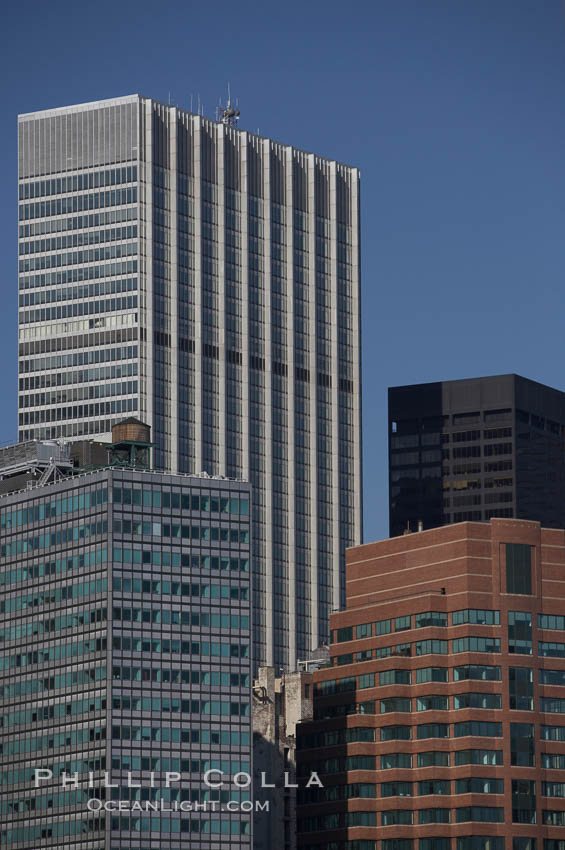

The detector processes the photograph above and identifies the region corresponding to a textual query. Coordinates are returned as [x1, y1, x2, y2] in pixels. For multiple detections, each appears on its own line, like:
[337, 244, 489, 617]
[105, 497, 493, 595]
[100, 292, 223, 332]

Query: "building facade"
[388, 374, 565, 538]
[253, 666, 314, 850]
[17, 94, 363, 669]
[296, 518, 565, 850]
[0, 456, 252, 849]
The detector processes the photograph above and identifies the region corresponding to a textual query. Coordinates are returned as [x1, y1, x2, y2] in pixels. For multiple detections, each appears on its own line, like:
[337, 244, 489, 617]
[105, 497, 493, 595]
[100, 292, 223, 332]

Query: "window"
[453, 636, 501, 654]
[541, 725, 565, 741]
[452, 609, 500, 626]
[542, 753, 565, 769]
[454, 721, 502, 738]
[417, 694, 449, 711]
[538, 614, 565, 630]
[454, 665, 501, 681]
[512, 779, 536, 823]
[383, 841, 413, 850]
[456, 807, 504, 823]
[395, 615, 411, 632]
[509, 667, 533, 710]
[415, 639, 448, 655]
[336, 626, 353, 643]
[455, 749, 502, 765]
[456, 778, 504, 794]
[508, 611, 532, 655]
[346, 811, 377, 826]
[381, 753, 412, 769]
[381, 697, 411, 713]
[416, 667, 448, 683]
[358, 673, 375, 689]
[419, 809, 450, 823]
[540, 669, 565, 686]
[336, 653, 354, 665]
[454, 692, 501, 710]
[345, 783, 376, 799]
[375, 646, 392, 659]
[510, 723, 535, 767]
[415, 611, 447, 628]
[394, 642, 412, 657]
[512, 840, 536, 850]
[417, 751, 449, 767]
[539, 642, 565, 658]
[417, 723, 449, 739]
[355, 622, 371, 639]
[506, 543, 532, 595]
[543, 812, 565, 827]
[381, 725, 411, 741]
[420, 841, 451, 850]
[344, 727, 376, 743]
[381, 781, 413, 797]
[375, 618, 392, 636]
[380, 669, 411, 685]
[382, 810, 413, 826]
[542, 782, 565, 798]
[456, 840, 504, 850]
[540, 698, 565, 713]
[345, 755, 376, 771]
[418, 780, 450, 795]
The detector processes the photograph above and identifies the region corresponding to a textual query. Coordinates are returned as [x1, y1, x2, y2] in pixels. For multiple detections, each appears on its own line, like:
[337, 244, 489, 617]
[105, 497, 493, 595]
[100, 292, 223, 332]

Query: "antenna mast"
[219, 82, 240, 127]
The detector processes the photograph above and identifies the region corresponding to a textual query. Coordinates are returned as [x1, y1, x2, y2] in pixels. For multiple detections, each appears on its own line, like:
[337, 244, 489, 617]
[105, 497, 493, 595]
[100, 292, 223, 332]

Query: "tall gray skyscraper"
[17, 95, 362, 669]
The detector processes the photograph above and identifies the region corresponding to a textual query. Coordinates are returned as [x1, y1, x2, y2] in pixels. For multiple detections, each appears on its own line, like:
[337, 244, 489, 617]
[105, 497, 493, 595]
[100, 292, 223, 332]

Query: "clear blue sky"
[2, 0, 565, 543]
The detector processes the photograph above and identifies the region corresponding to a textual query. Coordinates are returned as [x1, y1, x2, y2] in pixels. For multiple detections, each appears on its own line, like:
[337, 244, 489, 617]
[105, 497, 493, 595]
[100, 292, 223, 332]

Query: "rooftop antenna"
[219, 81, 240, 127]
[190, 94, 193, 113]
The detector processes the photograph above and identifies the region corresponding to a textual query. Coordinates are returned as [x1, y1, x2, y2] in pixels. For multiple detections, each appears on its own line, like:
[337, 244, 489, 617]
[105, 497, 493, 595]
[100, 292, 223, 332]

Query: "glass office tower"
[17, 95, 363, 669]
[0, 459, 252, 849]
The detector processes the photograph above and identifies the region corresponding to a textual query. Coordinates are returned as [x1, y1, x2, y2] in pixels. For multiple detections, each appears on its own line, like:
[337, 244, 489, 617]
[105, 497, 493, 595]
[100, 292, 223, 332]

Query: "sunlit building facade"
[17, 95, 362, 669]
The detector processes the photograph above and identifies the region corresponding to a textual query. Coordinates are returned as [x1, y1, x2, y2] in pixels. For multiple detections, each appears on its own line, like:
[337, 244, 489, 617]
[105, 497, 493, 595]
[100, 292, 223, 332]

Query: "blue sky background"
[1, 0, 565, 543]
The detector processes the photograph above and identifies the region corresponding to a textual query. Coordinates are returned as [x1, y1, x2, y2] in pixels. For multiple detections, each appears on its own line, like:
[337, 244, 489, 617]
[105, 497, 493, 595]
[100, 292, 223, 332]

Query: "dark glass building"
[0, 444, 252, 848]
[389, 374, 565, 537]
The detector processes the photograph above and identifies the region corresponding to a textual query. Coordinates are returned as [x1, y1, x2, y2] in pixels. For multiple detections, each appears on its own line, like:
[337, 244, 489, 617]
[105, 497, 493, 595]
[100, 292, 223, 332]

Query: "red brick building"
[296, 519, 565, 850]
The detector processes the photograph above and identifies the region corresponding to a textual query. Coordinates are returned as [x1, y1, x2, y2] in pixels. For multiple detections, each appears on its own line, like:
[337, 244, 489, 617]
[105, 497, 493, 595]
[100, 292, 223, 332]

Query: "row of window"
[18, 208, 137, 247]
[19, 188, 137, 221]
[112, 522, 249, 543]
[0, 547, 107, 588]
[19, 225, 138, 257]
[0, 663, 106, 699]
[1, 693, 106, 729]
[0, 548, 249, 592]
[113, 486, 249, 515]
[301, 808, 506, 830]
[19, 294, 138, 325]
[334, 609, 500, 642]
[18, 166, 138, 200]
[19, 343, 138, 376]
[20, 360, 138, 391]
[2, 725, 105, 756]
[299, 722, 565, 748]
[0, 635, 106, 671]
[20, 396, 138, 425]
[1, 520, 108, 559]
[0, 576, 107, 613]
[299, 839, 539, 850]
[19, 259, 138, 292]
[1, 488, 107, 530]
[19, 242, 137, 273]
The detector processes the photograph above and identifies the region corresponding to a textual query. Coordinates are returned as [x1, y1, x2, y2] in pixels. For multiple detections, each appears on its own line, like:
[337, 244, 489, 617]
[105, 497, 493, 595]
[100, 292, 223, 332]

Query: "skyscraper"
[17, 95, 363, 670]
[0, 431, 253, 849]
[389, 374, 565, 538]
